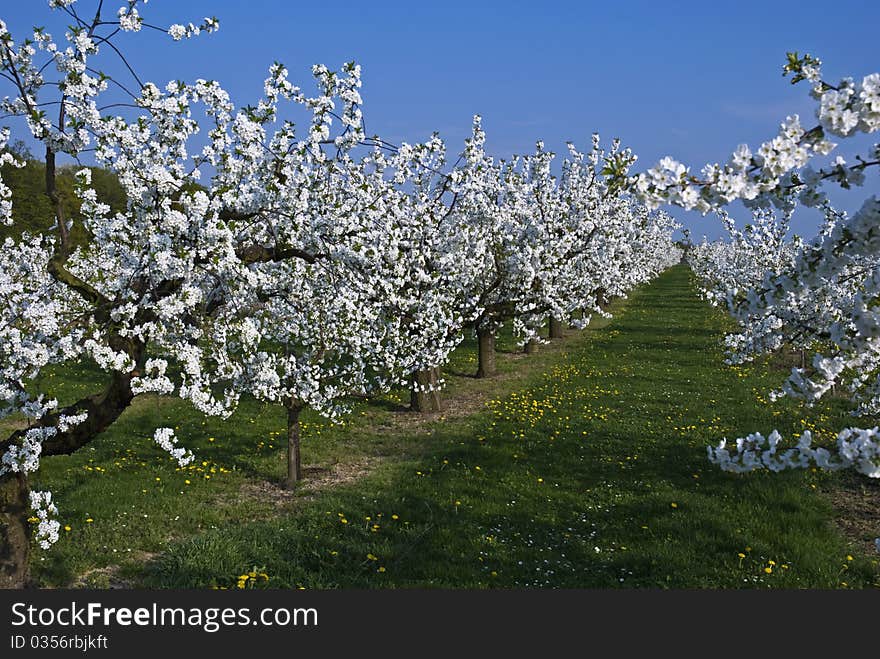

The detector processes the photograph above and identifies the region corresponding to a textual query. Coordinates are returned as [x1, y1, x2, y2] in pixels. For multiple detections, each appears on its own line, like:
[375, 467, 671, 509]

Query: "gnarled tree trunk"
[549, 317, 564, 339]
[411, 367, 442, 412]
[524, 338, 539, 354]
[476, 328, 497, 378]
[284, 398, 305, 489]
[0, 361, 141, 589]
[0, 472, 30, 589]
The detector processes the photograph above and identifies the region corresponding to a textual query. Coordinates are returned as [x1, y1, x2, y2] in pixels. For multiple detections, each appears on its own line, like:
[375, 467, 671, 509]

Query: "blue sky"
[2, 0, 878, 239]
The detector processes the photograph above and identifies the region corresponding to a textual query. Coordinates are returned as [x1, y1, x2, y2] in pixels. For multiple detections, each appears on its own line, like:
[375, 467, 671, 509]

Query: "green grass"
[27, 265, 880, 588]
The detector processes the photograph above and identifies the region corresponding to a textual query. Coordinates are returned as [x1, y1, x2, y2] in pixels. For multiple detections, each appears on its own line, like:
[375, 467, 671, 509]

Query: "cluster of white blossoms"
[633, 53, 878, 215]
[28, 490, 60, 550]
[709, 427, 880, 479]
[152, 428, 194, 467]
[0, 128, 18, 223]
[117, 3, 142, 32]
[688, 208, 803, 309]
[0, 1, 681, 550]
[167, 18, 219, 42]
[629, 52, 880, 479]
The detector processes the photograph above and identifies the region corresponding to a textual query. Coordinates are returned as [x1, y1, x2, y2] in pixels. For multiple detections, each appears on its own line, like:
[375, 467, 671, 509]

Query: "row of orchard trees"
[0, 2, 681, 587]
[633, 54, 880, 480]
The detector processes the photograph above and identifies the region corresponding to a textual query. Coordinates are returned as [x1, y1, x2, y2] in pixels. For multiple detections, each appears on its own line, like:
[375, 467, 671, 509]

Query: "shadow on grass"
[35, 265, 880, 589]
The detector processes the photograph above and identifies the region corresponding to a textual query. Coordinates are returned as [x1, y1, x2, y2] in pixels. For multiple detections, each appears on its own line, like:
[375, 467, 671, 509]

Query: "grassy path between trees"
[30, 265, 879, 588]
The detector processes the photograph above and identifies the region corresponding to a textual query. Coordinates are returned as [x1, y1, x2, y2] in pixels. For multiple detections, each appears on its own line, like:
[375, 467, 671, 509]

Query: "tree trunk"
[0, 472, 30, 589]
[0, 360, 142, 590]
[410, 368, 442, 412]
[549, 317, 564, 339]
[283, 398, 305, 489]
[524, 338, 539, 354]
[475, 328, 497, 378]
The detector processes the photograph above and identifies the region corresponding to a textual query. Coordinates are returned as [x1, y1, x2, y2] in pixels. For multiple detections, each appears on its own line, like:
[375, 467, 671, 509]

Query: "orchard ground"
[10, 265, 879, 588]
